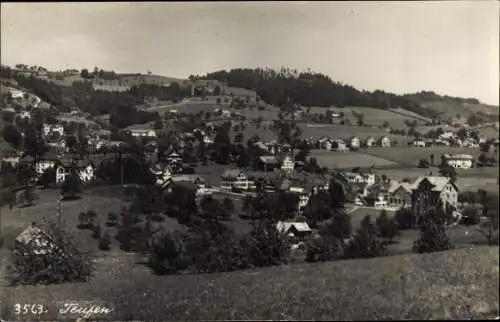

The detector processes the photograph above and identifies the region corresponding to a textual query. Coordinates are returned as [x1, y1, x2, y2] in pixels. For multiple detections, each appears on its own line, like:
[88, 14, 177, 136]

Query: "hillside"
[46, 73, 187, 91]
[192, 68, 499, 123]
[1, 247, 498, 320]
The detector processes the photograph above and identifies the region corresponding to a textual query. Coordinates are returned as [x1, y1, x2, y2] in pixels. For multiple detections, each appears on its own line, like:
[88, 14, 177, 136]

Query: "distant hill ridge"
[189, 68, 498, 120]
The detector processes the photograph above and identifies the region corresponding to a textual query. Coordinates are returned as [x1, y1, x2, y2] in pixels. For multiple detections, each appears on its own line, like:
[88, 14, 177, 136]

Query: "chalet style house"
[221, 169, 253, 191]
[54, 159, 96, 184]
[410, 176, 459, 225]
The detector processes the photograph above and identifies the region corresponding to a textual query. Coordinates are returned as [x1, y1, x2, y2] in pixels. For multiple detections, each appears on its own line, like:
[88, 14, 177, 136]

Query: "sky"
[1, 2, 499, 105]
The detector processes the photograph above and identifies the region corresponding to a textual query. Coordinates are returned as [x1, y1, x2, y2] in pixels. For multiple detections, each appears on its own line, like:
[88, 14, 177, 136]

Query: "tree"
[305, 234, 343, 262]
[61, 165, 83, 200]
[2, 124, 22, 149]
[413, 208, 454, 253]
[154, 119, 163, 130]
[91, 224, 101, 239]
[245, 220, 290, 267]
[438, 162, 457, 182]
[106, 212, 119, 227]
[8, 220, 94, 285]
[375, 210, 399, 243]
[345, 215, 386, 259]
[418, 158, 430, 168]
[430, 154, 435, 167]
[394, 207, 414, 230]
[98, 230, 111, 251]
[222, 198, 235, 216]
[80, 69, 90, 79]
[23, 185, 37, 207]
[147, 230, 189, 275]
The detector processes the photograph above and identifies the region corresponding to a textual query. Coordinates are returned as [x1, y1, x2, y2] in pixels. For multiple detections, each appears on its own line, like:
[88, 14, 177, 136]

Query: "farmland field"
[1, 246, 498, 320]
[308, 149, 397, 169]
[362, 146, 483, 167]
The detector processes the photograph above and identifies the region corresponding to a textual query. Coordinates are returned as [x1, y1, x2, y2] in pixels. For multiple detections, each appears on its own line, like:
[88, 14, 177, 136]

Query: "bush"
[98, 230, 111, 251]
[91, 224, 102, 239]
[413, 208, 454, 253]
[375, 210, 399, 242]
[345, 216, 386, 259]
[394, 207, 414, 230]
[245, 220, 290, 267]
[8, 221, 94, 285]
[106, 212, 119, 227]
[461, 206, 481, 226]
[147, 230, 190, 275]
[77, 211, 97, 230]
[305, 235, 343, 262]
[418, 158, 430, 168]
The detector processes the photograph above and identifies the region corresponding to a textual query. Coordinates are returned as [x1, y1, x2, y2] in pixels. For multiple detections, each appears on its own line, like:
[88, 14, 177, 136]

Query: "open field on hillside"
[304, 106, 428, 129]
[1, 246, 498, 320]
[371, 166, 499, 191]
[56, 113, 98, 126]
[388, 107, 433, 122]
[362, 147, 483, 167]
[478, 126, 499, 139]
[46, 74, 185, 88]
[308, 149, 397, 169]
[0, 189, 125, 253]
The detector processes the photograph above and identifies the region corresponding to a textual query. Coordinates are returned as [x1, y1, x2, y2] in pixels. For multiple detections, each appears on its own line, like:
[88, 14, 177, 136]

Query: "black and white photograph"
[0, 1, 499, 320]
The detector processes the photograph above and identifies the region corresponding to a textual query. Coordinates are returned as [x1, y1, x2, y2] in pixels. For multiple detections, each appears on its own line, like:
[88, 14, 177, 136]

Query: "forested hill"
[190, 68, 496, 119]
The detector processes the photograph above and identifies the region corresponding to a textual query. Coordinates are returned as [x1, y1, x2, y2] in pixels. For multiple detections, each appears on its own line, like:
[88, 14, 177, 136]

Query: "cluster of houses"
[412, 129, 498, 149]
[317, 135, 392, 151]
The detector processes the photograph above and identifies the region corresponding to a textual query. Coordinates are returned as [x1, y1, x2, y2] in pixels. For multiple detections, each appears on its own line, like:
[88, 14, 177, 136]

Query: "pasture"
[362, 146, 482, 167]
[1, 246, 498, 320]
[308, 149, 397, 169]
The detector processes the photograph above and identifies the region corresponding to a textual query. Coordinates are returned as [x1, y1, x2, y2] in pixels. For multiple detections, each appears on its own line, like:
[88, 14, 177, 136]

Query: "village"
[1, 3, 499, 317]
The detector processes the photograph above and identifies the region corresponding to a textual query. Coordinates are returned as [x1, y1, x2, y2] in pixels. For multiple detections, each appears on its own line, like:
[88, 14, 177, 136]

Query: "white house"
[10, 89, 24, 99]
[333, 139, 348, 151]
[221, 169, 251, 191]
[280, 154, 295, 174]
[413, 140, 426, 147]
[440, 131, 455, 140]
[35, 155, 59, 176]
[129, 129, 157, 138]
[19, 111, 31, 119]
[42, 124, 65, 138]
[349, 136, 361, 150]
[366, 137, 376, 147]
[150, 163, 173, 189]
[380, 136, 391, 147]
[443, 154, 474, 169]
[14, 224, 57, 256]
[55, 160, 96, 184]
[343, 171, 376, 187]
[276, 221, 312, 240]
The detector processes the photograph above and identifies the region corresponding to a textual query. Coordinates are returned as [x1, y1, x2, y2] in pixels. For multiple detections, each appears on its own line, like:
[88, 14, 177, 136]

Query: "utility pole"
[57, 193, 63, 227]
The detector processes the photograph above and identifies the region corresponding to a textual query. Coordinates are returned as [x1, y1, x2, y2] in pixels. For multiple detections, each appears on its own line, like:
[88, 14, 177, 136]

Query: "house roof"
[411, 176, 454, 192]
[388, 180, 413, 194]
[221, 169, 246, 179]
[259, 155, 279, 164]
[276, 221, 312, 234]
[15, 226, 51, 245]
[171, 175, 204, 183]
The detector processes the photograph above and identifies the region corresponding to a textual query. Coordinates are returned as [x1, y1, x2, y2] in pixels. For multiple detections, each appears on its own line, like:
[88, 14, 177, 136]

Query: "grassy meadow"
[1, 246, 498, 320]
[308, 149, 397, 169]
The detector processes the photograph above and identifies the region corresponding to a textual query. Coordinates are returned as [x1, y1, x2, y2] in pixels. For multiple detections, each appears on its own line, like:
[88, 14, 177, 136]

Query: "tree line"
[191, 68, 483, 118]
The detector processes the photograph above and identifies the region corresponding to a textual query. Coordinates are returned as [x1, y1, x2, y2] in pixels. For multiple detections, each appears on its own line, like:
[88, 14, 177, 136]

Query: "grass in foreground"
[1, 246, 498, 320]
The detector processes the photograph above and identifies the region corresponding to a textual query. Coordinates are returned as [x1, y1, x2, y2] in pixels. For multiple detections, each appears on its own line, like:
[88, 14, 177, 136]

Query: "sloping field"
[309, 149, 397, 169]
[1, 247, 498, 320]
[363, 147, 482, 167]
[302, 124, 408, 142]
